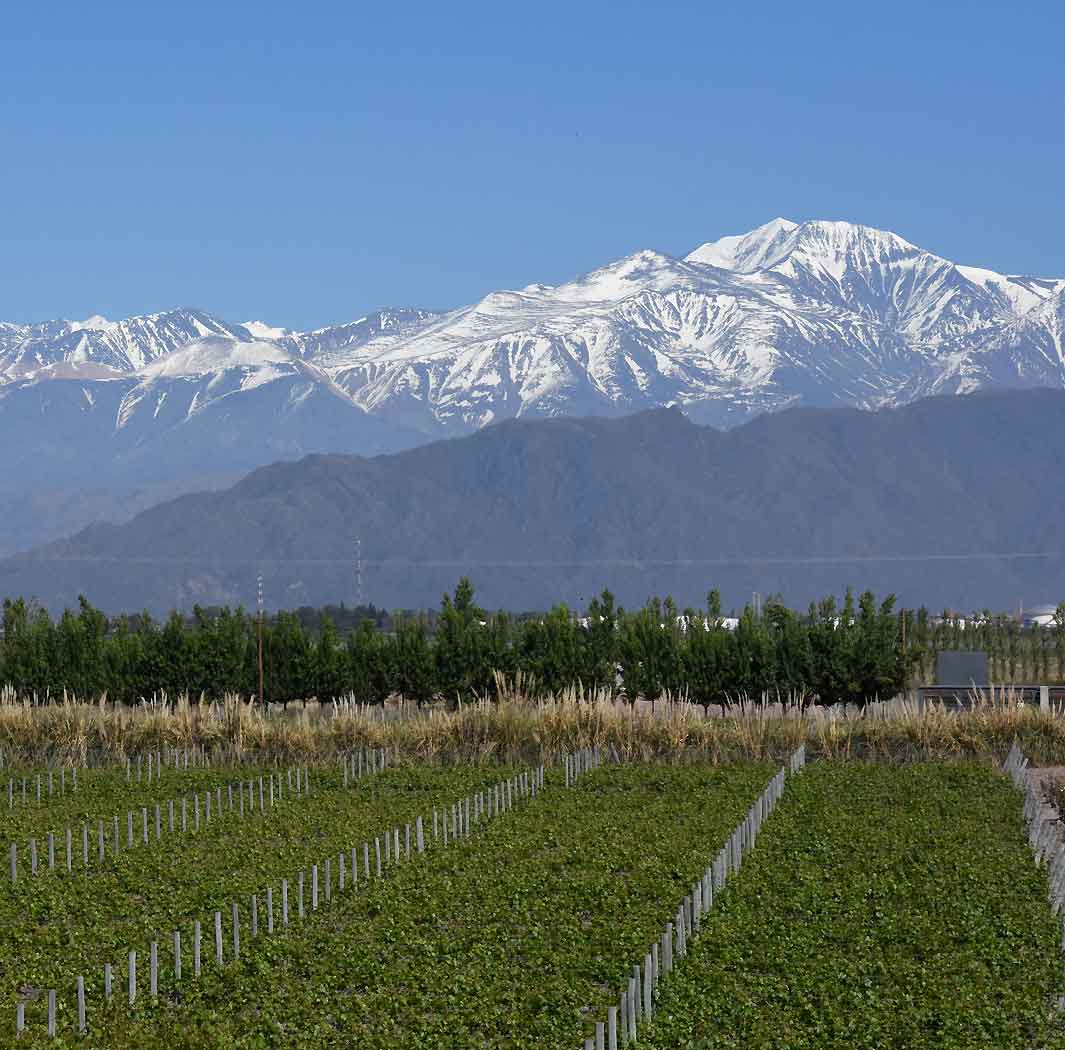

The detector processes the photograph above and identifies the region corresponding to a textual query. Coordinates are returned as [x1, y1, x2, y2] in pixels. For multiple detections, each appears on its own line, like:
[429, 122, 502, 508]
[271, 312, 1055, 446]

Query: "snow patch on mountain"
[139, 337, 294, 379]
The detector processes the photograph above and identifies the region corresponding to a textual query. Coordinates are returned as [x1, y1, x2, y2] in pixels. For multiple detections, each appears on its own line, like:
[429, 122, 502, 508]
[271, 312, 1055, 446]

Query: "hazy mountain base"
[4, 387, 1065, 614]
[0, 373, 424, 556]
[0, 557, 1046, 624]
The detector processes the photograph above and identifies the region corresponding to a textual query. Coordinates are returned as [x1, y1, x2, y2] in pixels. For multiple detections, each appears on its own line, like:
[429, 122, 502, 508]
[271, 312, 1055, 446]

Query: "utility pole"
[257, 573, 265, 707]
[355, 537, 363, 610]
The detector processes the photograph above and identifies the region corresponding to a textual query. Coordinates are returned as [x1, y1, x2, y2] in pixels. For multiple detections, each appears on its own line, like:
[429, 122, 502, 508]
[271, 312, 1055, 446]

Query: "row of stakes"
[4, 745, 299, 811]
[3, 742, 326, 804]
[12, 757, 580, 1039]
[6, 767, 79, 809]
[8, 748, 391, 884]
[580, 743, 808, 1050]
[1005, 740, 1065, 948]
[6, 749, 247, 811]
[4, 745, 253, 806]
[0, 750, 89, 775]
[564, 747, 604, 786]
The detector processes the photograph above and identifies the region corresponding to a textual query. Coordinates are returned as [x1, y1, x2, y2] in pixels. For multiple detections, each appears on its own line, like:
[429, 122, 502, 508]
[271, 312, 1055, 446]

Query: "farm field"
[8, 761, 775, 1047]
[3, 754, 1059, 1048]
[0, 759, 286, 844]
[1, 762, 522, 1035]
[639, 762, 1064, 1050]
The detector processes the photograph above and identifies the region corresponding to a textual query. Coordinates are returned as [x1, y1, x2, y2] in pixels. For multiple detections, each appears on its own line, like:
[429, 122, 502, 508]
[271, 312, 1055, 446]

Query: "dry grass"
[2, 681, 1063, 768]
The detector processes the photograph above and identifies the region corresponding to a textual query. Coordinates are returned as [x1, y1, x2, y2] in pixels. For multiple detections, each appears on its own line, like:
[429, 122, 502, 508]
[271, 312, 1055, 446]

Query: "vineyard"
[1, 733, 1062, 1048]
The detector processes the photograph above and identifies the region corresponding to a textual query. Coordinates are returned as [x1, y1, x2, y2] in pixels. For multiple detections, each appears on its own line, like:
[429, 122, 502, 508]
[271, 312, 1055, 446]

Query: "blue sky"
[3, 0, 1063, 329]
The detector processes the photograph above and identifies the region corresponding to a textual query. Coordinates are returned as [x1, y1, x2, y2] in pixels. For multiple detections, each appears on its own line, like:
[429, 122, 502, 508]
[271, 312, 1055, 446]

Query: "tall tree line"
[3, 582, 1060, 707]
[908, 605, 1065, 684]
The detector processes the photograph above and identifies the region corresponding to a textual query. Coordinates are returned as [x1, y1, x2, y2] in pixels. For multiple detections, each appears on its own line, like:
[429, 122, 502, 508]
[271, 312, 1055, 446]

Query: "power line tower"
[256, 573, 265, 707]
[355, 537, 363, 610]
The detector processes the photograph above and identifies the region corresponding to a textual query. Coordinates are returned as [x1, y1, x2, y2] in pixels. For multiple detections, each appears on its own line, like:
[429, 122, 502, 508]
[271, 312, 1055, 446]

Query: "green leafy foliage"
[641, 763, 1065, 1049]
[5, 762, 1059, 1048]
[15, 764, 772, 1047]
[2, 583, 921, 706]
[0, 764, 271, 844]
[1, 764, 510, 1034]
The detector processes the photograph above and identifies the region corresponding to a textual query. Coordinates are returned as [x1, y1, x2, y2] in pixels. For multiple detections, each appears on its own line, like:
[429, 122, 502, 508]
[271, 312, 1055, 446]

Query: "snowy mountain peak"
[0, 307, 253, 382]
[4, 217, 1065, 454]
[70, 314, 119, 333]
[242, 320, 291, 342]
[610, 248, 677, 270]
[686, 217, 798, 271]
[688, 218, 930, 277]
[564, 249, 693, 301]
[314, 217, 1065, 434]
[780, 219, 926, 268]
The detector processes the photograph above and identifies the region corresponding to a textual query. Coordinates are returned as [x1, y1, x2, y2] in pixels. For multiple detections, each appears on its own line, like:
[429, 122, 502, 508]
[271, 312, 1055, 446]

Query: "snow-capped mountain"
[158, 218, 1055, 435]
[241, 308, 436, 361]
[2, 217, 1064, 556]
[0, 308, 252, 383]
[318, 218, 1065, 431]
[6, 220, 1063, 432]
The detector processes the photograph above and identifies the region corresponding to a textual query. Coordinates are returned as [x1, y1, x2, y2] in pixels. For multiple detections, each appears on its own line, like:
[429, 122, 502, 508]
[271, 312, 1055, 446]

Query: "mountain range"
[5, 388, 1065, 615]
[2, 218, 1064, 558]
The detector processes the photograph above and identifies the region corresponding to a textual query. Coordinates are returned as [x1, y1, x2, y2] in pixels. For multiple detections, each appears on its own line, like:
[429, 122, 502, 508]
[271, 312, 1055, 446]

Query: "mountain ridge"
[3, 217, 1064, 557]
[6, 387, 1065, 615]
[5, 219, 1063, 418]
